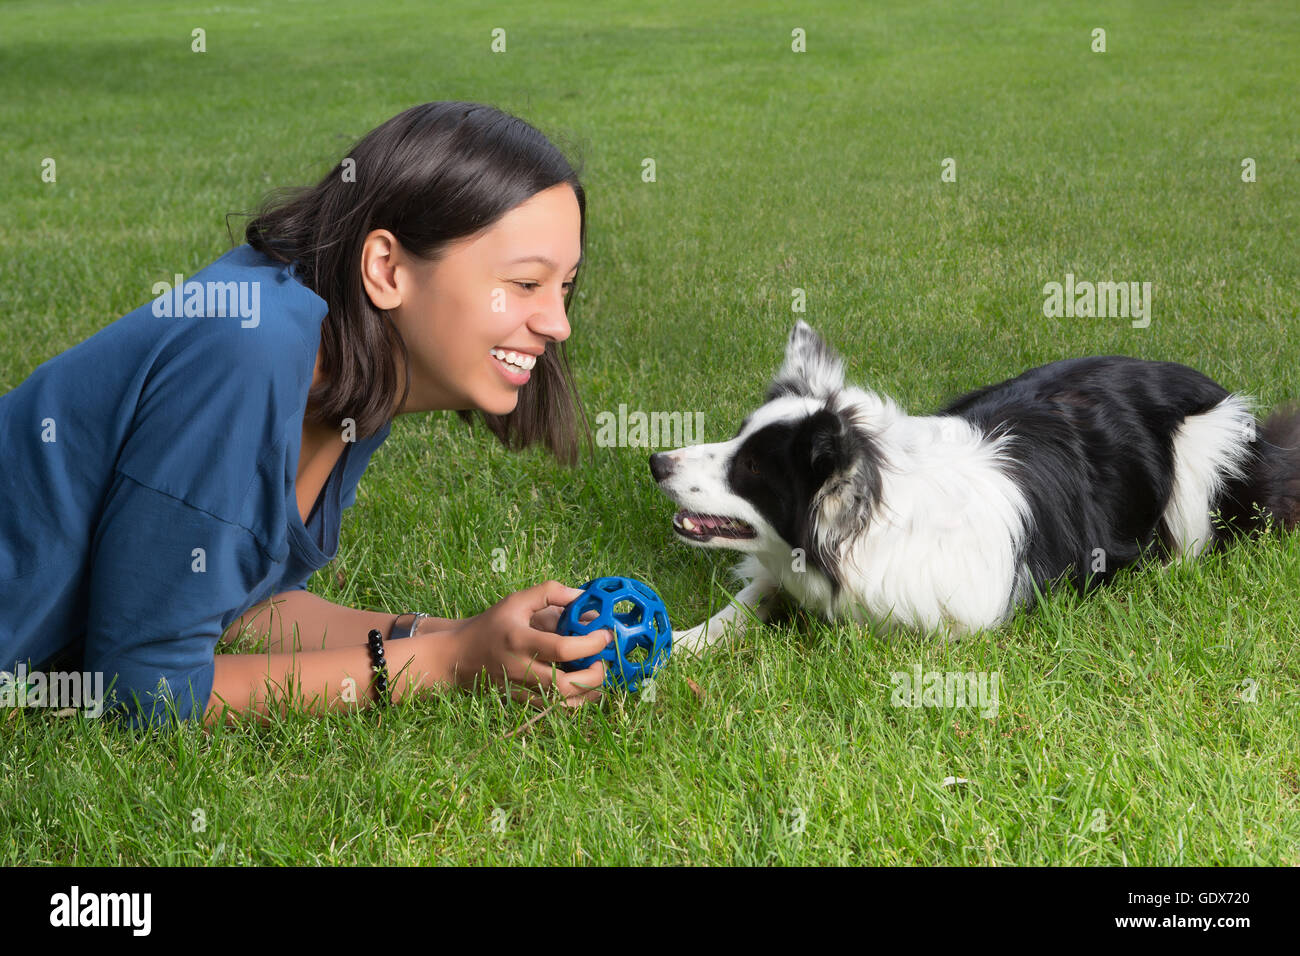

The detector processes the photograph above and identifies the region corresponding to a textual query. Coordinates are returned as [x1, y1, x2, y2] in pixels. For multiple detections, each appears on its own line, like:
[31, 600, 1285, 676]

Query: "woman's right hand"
[434, 580, 611, 707]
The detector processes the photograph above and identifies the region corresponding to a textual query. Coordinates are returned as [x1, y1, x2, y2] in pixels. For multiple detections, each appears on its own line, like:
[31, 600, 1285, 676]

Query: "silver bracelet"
[389, 612, 429, 641]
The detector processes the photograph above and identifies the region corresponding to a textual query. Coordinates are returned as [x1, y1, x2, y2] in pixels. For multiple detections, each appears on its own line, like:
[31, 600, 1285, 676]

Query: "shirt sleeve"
[78, 291, 311, 728]
[83, 471, 281, 729]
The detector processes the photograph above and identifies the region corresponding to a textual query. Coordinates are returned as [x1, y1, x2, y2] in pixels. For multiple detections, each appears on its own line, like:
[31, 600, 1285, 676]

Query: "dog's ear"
[768, 320, 845, 402]
[804, 407, 882, 589]
[806, 408, 853, 483]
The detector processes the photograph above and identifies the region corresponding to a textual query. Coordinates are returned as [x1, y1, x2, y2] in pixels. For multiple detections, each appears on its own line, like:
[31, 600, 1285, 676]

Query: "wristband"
[389, 612, 429, 641]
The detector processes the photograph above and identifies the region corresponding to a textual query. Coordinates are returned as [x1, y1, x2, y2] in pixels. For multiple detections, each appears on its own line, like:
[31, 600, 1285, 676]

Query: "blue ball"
[556, 577, 672, 691]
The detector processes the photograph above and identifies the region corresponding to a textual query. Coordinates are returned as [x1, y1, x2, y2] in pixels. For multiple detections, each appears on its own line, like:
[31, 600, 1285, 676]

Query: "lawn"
[1, 0, 1296, 865]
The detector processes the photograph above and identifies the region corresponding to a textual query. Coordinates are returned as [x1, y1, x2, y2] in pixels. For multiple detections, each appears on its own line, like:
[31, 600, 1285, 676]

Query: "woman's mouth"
[489, 347, 535, 385]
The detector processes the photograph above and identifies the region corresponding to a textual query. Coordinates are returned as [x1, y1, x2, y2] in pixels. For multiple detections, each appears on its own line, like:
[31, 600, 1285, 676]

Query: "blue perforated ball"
[556, 577, 672, 691]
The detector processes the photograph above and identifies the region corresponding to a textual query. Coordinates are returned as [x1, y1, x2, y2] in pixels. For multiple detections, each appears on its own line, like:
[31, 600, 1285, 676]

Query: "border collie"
[651, 321, 1300, 653]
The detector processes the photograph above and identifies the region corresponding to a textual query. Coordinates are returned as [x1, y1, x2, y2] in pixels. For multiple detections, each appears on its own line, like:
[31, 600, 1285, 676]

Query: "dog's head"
[650, 321, 884, 583]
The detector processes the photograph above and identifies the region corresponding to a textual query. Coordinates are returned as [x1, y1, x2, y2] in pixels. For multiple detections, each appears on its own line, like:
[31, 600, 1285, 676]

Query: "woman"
[0, 102, 613, 728]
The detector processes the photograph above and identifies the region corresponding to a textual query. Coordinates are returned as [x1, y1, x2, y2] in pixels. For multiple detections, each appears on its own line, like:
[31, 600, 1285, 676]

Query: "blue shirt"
[0, 244, 391, 727]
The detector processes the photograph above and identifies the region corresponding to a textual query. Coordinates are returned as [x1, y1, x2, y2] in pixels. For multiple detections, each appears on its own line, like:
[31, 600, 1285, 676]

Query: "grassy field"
[1, 0, 1297, 865]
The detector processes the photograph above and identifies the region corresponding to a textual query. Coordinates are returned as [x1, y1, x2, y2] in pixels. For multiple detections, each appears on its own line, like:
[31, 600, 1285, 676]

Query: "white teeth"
[490, 349, 536, 370]
[681, 516, 695, 531]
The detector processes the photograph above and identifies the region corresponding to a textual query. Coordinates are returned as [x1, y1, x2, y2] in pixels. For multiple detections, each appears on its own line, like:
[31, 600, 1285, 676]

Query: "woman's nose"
[529, 289, 571, 343]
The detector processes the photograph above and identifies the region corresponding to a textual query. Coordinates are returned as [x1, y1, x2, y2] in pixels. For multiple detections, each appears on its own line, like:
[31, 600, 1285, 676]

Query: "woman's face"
[363, 183, 583, 417]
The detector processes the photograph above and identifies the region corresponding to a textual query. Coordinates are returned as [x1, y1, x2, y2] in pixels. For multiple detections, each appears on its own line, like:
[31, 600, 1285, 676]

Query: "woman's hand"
[528, 601, 600, 633]
[432, 580, 611, 708]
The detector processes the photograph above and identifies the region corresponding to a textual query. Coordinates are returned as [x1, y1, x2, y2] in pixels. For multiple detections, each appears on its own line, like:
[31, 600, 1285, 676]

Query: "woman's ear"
[359, 230, 404, 310]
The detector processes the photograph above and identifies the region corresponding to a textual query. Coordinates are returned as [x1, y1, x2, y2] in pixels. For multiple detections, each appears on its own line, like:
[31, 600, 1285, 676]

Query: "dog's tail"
[1255, 403, 1300, 530]
[1221, 403, 1300, 536]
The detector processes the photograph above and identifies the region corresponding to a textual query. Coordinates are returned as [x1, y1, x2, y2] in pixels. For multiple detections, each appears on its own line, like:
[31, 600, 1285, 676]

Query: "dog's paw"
[673, 622, 710, 658]
[673, 615, 748, 657]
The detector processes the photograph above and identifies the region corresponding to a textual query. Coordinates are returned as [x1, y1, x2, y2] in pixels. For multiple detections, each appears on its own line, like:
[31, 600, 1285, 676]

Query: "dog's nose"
[649, 452, 675, 482]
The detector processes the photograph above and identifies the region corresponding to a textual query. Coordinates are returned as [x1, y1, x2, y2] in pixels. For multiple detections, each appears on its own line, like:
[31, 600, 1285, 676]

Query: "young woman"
[0, 102, 613, 728]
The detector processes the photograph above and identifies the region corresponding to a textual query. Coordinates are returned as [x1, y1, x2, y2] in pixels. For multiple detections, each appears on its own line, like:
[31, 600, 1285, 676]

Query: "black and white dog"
[651, 321, 1300, 653]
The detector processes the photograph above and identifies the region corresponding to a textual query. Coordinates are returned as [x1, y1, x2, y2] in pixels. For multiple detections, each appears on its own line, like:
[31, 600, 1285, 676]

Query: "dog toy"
[557, 577, 672, 691]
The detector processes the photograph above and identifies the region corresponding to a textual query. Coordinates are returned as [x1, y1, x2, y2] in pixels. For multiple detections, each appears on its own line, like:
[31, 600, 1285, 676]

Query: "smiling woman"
[342, 183, 585, 419]
[0, 101, 614, 731]
[245, 103, 591, 462]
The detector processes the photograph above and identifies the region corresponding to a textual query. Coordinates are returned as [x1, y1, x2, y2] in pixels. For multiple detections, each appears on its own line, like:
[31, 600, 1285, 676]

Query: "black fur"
[738, 349, 1300, 611]
[1219, 402, 1300, 536]
[938, 355, 1296, 601]
[727, 409, 881, 585]
[668, 321, 1300, 636]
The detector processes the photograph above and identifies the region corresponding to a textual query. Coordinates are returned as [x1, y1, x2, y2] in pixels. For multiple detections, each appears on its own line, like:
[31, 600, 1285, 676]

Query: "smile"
[489, 348, 537, 371]
[490, 347, 535, 384]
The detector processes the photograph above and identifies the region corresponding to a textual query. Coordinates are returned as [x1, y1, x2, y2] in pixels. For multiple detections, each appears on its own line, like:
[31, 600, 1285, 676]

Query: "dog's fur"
[651, 322, 1300, 653]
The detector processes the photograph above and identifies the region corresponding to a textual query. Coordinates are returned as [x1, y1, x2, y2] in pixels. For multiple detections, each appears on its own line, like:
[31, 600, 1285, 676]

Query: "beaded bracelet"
[366, 628, 390, 707]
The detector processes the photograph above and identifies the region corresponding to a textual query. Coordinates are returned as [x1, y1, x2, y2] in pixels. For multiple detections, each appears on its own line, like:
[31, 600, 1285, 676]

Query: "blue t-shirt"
[0, 244, 392, 727]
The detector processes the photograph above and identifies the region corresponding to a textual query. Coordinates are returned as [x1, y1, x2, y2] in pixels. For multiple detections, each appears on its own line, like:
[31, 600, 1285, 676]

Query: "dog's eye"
[744, 456, 760, 475]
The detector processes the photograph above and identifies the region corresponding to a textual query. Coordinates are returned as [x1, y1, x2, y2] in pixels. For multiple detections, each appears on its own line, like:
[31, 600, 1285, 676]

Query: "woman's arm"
[220, 589, 456, 652]
[207, 591, 459, 727]
[204, 634, 447, 728]
[204, 581, 612, 727]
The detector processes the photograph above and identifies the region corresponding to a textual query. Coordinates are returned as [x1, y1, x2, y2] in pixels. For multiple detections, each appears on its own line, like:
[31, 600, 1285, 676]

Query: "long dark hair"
[234, 102, 590, 464]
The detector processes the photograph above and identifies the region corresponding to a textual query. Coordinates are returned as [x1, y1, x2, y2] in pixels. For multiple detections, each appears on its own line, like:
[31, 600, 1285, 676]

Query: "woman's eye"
[513, 281, 576, 293]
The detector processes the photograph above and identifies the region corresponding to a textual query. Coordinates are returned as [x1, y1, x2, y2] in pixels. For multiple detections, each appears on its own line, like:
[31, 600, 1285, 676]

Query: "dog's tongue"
[674, 509, 756, 540]
[679, 510, 720, 529]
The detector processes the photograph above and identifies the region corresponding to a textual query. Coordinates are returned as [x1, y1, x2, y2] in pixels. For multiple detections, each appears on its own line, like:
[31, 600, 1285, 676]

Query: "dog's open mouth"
[672, 510, 757, 541]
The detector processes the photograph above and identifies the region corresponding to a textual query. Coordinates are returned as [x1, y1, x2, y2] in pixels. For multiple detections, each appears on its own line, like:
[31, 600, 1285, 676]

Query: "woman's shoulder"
[144, 243, 326, 353]
[35, 245, 328, 527]
[72, 245, 325, 454]
[0, 245, 331, 627]
[12, 244, 327, 392]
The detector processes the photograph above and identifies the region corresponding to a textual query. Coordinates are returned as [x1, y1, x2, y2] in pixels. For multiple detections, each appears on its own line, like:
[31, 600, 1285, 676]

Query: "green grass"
[2, 0, 1298, 865]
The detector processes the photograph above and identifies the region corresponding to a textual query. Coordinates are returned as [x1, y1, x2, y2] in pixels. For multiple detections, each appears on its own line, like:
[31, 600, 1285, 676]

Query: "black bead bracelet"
[366, 628, 390, 708]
